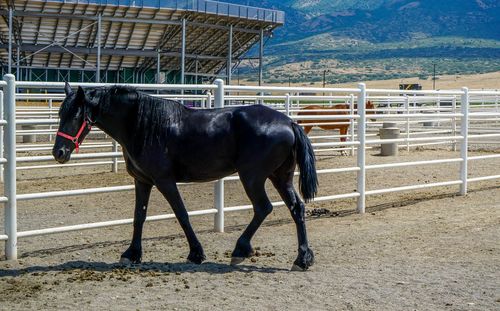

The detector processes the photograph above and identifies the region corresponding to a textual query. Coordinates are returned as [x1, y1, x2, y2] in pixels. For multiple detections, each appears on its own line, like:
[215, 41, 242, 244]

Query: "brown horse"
[298, 101, 376, 154]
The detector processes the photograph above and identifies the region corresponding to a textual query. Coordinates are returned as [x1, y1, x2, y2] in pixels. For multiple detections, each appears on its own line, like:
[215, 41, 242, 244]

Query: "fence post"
[349, 94, 355, 156]
[285, 93, 290, 116]
[404, 95, 410, 152]
[0, 90, 3, 183]
[356, 83, 366, 213]
[112, 140, 118, 173]
[4, 74, 17, 260]
[452, 97, 457, 151]
[460, 87, 469, 196]
[214, 79, 225, 232]
[206, 92, 212, 109]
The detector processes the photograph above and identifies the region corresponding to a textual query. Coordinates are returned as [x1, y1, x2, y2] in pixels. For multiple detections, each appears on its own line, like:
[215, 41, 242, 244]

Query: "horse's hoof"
[291, 263, 307, 271]
[230, 257, 246, 266]
[119, 257, 132, 265]
[186, 258, 202, 265]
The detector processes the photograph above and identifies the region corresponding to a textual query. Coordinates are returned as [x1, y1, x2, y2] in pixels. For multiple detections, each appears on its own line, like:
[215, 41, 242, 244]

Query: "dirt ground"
[0, 145, 499, 310]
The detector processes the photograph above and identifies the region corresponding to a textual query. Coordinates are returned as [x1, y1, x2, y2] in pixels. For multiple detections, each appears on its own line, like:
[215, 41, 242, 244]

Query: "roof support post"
[227, 24, 233, 85]
[16, 46, 20, 80]
[8, 8, 13, 74]
[96, 13, 102, 83]
[258, 28, 264, 86]
[181, 18, 186, 84]
[156, 49, 161, 84]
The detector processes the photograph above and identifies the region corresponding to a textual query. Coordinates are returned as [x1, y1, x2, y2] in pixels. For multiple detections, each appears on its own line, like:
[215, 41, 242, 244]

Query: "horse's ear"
[75, 86, 86, 106]
[64, 82, 73, 96]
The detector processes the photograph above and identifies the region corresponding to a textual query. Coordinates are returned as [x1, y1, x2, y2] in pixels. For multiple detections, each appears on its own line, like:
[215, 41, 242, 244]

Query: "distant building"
[0, 0, 284, 84]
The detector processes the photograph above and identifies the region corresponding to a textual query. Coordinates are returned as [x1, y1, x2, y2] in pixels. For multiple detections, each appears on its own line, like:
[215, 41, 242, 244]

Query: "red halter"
[56, 118, 92, 153]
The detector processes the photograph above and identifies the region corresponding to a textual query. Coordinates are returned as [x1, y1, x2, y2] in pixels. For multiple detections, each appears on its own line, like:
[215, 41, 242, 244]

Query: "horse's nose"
[53, 147, 68, 163]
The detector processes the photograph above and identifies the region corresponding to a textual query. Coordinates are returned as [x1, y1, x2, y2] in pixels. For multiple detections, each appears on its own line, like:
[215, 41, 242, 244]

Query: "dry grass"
[241, 71, 500, 90]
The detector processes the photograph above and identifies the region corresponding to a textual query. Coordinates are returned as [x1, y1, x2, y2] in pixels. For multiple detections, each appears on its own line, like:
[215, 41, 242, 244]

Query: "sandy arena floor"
[0, 146, 499, 310]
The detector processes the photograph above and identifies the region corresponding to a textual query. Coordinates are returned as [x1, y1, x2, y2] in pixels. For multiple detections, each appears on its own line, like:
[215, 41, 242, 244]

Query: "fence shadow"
[0, 260, 286, 278]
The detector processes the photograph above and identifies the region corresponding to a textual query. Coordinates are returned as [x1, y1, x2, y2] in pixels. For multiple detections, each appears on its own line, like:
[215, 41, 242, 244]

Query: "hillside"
[224, 0, 500, 84]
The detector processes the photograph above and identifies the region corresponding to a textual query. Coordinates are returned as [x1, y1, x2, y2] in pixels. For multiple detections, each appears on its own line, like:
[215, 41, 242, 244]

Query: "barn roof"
[0, 0, 284, 80]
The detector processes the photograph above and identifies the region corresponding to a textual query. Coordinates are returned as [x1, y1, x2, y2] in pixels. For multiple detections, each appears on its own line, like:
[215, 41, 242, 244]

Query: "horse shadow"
[0, 260, 287, 278]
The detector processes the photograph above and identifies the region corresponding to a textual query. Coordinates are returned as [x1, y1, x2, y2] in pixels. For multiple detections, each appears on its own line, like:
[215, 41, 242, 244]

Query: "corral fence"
[1, 74, 499, 260]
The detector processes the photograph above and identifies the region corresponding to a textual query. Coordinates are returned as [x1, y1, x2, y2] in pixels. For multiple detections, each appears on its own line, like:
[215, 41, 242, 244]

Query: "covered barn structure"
[0, 0, 284, 84]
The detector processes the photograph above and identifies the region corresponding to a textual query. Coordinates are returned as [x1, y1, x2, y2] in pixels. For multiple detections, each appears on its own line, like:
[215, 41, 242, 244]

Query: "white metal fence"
[1, 74, 499, 260]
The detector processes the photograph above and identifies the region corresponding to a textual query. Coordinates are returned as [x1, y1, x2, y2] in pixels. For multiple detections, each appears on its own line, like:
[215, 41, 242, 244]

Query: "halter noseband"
[56, 115, 93, 153]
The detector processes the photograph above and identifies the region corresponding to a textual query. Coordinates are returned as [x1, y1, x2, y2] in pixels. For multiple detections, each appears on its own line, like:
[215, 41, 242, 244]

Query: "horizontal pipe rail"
[312, 192, 361, 202]
[367, 113, 463, 119]
[225, 85, 361, 93]
[17, 160, 125, 171]
[17, 152, 123, 163]
[291, 115, 359, 121]
[367, 135, 464, 145]
[366, 180, 463, 196]
[17, 185, 136, 201]
[366, 158, 463, 170]
[312, 141, 360, 148]
[17, 209, 218, 238]
[17, 144, 113, 152]
[468, 133, 500, 139]
[468, 154, 500, 161]
[15, 81, 218, 91]
[468, 175, 500, 182]
[16, 119, 59, 125]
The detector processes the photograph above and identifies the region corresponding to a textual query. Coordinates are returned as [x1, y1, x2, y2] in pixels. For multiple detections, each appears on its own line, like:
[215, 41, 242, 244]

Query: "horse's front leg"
[120, 179, 153, 264]
[155, 179, 206, 264]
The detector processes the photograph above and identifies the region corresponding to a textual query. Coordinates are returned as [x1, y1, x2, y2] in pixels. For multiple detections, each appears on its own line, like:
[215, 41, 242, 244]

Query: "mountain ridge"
[222, 0, 500, 83]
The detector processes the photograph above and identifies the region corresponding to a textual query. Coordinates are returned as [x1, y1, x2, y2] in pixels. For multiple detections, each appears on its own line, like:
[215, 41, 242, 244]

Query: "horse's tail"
[291, 122, 318, 202]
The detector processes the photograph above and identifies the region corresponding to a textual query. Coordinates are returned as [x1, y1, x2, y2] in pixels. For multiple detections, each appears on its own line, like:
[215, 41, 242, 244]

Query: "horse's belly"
[176, 168, 236, 182]
[174, 160, 237, 183]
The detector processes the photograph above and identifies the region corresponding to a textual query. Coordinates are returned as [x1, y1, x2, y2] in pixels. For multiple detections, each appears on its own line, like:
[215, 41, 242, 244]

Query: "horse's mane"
[102, 86, 185, 150]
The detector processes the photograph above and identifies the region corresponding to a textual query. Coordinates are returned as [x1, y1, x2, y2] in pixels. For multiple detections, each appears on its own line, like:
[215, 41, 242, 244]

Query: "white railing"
[1, 75, 499, 260]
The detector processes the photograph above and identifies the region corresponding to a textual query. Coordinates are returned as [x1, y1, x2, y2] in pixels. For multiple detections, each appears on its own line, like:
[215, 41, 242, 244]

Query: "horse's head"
[52, 83, 99, 163]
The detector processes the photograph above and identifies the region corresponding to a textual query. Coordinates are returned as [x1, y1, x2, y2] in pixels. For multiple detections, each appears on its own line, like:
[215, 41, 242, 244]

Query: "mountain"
[222, 0, 500, 84]
[229, 0, 500, 41]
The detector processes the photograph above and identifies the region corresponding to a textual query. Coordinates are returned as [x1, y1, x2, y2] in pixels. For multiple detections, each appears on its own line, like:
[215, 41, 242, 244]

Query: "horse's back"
[298, 104, 350, 131]
[231, 105, 296, 172]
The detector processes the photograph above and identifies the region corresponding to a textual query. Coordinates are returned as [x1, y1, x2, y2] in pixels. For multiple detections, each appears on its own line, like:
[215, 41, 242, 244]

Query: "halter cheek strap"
[56, 118, 92, 153]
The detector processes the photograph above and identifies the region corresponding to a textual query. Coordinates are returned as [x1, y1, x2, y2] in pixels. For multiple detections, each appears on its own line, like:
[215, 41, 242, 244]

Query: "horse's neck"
[94, 96, 135, 146]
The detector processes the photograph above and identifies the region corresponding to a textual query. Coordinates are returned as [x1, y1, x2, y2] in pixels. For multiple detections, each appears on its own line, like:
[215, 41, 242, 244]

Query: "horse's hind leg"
[339, 126, 348, 156]
[270, 172, 314, 271]
[231, 174, 273, 265]
[155, 178, 206, 264]
[120, 179, 153, 264]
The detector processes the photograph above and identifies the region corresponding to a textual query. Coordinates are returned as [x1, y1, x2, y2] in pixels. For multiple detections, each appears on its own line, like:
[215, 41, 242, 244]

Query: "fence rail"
[1, 75, 499, 260]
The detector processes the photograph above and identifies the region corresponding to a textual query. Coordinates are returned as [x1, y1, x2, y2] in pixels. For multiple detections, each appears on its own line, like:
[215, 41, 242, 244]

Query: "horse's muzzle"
[53, 146, 71, 164]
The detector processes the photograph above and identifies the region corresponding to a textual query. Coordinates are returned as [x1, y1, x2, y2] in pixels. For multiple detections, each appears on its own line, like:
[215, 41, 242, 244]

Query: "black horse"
[52, 83, 318, 271]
